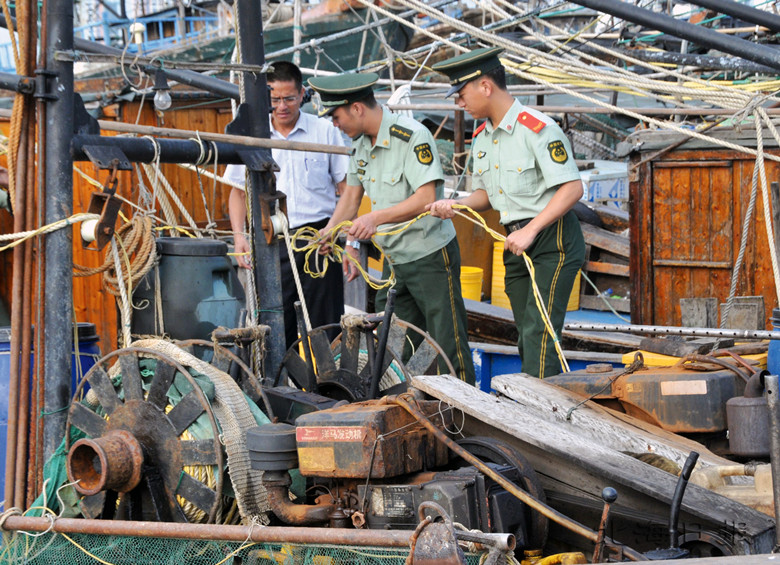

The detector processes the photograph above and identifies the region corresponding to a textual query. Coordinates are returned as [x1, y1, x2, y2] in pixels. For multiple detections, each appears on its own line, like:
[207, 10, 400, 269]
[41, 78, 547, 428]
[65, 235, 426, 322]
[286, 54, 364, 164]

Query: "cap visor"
[445, 82, 466, 98]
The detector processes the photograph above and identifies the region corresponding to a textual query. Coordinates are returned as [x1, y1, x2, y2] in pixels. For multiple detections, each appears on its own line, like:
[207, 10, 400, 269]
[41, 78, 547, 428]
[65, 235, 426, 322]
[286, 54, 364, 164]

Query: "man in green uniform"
[428, 47, 585, 378]
[309, 72, 475, 385]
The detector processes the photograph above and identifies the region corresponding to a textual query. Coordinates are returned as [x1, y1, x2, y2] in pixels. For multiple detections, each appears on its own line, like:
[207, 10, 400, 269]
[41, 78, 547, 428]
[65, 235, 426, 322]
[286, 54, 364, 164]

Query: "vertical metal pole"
[764, 374, 780, 551]
[42, 0, 74, 462]
[234, 0, 286, 379]
[293, 0, 302, 66]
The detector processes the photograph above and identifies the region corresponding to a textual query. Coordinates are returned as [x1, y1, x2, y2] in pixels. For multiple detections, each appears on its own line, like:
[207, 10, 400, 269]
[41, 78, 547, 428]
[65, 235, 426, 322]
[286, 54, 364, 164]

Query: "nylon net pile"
[0, 531, 484, 564]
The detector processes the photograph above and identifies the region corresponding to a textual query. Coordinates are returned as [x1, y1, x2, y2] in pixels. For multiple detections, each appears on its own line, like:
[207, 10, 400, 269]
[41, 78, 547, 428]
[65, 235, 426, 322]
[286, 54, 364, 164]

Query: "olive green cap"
[431, 47, 504, 97]
[307, 72, 379, 116]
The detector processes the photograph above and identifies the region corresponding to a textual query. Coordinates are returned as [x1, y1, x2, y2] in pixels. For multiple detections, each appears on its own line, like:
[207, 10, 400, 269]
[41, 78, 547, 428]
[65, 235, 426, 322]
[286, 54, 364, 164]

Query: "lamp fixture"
[152, 69, 172, 111]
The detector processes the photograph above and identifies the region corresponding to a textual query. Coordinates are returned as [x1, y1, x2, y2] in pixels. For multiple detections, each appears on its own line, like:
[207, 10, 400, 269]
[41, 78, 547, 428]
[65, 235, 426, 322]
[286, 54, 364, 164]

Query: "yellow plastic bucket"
[491, 241, 580, 311]
[460, 266, 483, 301]
[491, 242, 512, 309]
[567, 270, 581, 311]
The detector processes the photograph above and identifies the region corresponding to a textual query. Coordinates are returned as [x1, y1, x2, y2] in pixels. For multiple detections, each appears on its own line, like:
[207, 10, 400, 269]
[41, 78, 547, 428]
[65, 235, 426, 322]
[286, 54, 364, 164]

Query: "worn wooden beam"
[590, 203, 629, 232]
[585, 261, 630, 277]
[465, 299, 518, 346]
[581, 223, 630, 258]
[578, 294, 631, 313]
[562, 329, 642, 349]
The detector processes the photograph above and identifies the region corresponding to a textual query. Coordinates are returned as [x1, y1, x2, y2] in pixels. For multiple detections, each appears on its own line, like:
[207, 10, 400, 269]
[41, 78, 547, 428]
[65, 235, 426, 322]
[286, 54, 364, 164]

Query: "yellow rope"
[292, 205, 568, 372]
[290, 222, 397, 291]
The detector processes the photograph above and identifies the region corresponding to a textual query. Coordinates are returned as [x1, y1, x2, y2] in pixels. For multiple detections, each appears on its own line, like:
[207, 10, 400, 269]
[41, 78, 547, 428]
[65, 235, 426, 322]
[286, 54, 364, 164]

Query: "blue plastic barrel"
[0, 323, 101, 506]
[769, 308, 780, 376]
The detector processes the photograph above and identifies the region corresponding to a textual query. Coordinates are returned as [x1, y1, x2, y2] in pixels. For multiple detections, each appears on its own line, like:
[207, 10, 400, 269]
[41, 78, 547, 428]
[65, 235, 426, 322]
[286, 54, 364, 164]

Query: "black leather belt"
[504, 218, 532, 235]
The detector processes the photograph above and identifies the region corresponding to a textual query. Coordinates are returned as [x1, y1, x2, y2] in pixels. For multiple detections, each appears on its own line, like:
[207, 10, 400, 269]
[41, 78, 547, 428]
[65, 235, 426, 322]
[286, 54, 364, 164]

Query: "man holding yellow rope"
[429, 48, 585, 378]
[309, 72, 475, 386]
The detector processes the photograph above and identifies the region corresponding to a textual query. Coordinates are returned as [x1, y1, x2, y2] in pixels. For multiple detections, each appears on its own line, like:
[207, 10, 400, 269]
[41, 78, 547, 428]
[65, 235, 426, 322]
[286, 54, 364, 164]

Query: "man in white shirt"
[227, 61, 349, 349]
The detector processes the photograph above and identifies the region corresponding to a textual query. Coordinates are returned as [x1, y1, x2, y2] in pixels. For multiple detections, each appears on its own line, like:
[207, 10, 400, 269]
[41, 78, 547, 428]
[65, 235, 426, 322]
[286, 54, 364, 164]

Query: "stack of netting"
[0, 532, 484, 564]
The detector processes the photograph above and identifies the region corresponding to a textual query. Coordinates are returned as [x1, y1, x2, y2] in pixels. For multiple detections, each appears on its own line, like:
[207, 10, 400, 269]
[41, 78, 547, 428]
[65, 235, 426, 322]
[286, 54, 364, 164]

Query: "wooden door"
[651, 160, 734, 325]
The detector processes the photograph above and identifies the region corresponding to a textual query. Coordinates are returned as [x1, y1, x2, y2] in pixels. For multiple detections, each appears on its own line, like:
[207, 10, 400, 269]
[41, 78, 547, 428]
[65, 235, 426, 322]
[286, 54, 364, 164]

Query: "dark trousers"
[376, 238, 475, 385]
[281, 218, 344, 350]
[504, 210, 585, 378]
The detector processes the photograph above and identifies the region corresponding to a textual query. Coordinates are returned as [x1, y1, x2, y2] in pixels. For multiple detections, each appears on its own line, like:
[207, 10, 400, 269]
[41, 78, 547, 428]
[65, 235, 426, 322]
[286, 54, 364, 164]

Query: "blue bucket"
[0, 323, 101, 506]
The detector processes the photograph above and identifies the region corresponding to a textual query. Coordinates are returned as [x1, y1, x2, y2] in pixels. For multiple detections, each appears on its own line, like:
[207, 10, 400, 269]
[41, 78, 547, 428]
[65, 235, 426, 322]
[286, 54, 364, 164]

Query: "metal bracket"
[237, 147, 278, 174]
[73, 94, 101, 135]
[82, 145, 132, 171]
[33, 68, 57, 101]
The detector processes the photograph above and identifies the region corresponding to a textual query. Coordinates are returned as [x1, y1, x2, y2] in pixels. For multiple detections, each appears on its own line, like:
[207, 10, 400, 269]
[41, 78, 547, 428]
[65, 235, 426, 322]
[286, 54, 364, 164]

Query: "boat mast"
[42, 0, 75, 463]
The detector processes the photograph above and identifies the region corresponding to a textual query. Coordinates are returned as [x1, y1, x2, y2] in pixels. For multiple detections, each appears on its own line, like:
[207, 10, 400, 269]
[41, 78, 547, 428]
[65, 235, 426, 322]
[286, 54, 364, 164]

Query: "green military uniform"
[309, 73, 475, 385]
[433, 48, 585, 378]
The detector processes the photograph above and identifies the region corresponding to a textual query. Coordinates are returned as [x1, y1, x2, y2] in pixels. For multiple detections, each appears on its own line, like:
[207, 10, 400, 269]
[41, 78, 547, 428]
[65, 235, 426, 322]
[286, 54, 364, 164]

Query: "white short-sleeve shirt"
[225, 111, 349, 229]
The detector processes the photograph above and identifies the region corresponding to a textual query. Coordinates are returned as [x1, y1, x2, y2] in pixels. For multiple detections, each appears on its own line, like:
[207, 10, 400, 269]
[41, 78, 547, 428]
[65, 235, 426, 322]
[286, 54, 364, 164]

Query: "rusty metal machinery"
[275, 315, 456, 403]
[247, 400, 546, 557]
[65, 347, 224, 523]
[545, 355, 751, 434]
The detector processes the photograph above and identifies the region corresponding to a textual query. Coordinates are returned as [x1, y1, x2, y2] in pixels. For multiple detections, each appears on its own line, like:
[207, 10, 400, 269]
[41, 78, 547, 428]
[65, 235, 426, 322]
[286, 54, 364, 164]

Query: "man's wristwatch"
[347, 240, 361, 250]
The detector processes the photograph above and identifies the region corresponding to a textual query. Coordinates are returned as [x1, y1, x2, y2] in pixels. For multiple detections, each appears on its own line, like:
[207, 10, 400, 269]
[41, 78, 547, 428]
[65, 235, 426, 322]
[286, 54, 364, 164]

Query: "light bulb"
[154, 89, 172, 111]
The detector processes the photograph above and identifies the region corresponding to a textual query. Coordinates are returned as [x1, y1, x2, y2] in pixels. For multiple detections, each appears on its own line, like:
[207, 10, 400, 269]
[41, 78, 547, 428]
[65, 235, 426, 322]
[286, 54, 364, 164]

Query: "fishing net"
[0, 531, 485, 565]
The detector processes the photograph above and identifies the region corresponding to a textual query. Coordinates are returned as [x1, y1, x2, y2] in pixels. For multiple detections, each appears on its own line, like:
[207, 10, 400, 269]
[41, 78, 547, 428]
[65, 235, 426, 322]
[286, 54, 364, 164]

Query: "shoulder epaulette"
[518, 111, 546, 133]
[389, 124, 413, 142]
[472, 121, 487, 138]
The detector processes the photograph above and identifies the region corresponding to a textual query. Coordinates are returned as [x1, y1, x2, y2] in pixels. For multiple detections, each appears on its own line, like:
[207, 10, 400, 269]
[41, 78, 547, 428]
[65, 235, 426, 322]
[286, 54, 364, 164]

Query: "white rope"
[111, 239, 132, 348]
[720, 160, 759, 328]
[140, 161, 200, 233]
[280, 215, 312, 334]
[0, 212, 98, 244]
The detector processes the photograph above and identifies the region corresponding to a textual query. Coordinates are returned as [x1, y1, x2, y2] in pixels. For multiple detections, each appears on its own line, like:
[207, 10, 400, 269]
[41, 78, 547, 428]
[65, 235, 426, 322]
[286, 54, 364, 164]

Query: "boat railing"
[0, 12, 222, 72]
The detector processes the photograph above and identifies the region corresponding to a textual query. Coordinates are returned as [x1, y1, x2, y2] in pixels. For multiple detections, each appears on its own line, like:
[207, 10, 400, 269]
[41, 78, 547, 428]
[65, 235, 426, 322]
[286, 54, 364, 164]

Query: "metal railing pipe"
[564, 323, 780, 341]
[1, 516, 413, 547]
[565, 0, 780, 71]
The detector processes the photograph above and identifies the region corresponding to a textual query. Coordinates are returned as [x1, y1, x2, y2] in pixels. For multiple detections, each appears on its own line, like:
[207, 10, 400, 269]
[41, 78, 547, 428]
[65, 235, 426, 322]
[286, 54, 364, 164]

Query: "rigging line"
[720, 157, 759, 328]
[397, 0, 764, 107]
[754, 110, 780, 303]
[57, 50, 274, 74]
[534, 17, 771, 103]
[377, 0, 780, 159]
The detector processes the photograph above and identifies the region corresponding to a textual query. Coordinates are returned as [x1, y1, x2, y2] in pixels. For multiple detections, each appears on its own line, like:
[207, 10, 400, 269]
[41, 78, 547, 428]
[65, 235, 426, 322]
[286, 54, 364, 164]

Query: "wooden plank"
[413, 375, 775, 552]
[590, 203, 629, 232]
[490, 373, 734, 470]
[578, 294, 631, 313]
[562, 329, 643, 349]
[584, 261, 629, 277]
[465, 299, 518, 346]
[580, 223, 630, 258]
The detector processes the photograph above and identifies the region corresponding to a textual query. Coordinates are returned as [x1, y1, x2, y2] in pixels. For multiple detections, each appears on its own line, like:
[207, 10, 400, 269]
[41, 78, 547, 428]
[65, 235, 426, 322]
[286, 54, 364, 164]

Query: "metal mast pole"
[233, 0, 286, 378]
[42, 0, 74, 461]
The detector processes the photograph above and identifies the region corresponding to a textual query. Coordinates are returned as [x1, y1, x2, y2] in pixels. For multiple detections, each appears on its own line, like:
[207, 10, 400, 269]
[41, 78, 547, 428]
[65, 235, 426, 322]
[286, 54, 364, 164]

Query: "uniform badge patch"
[477, 151, 486, 159]
[414, 143, 433, 165]
[390, 125, 413, 141]
[357, 159, 368, 167]
[547, 140, 568, 164]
